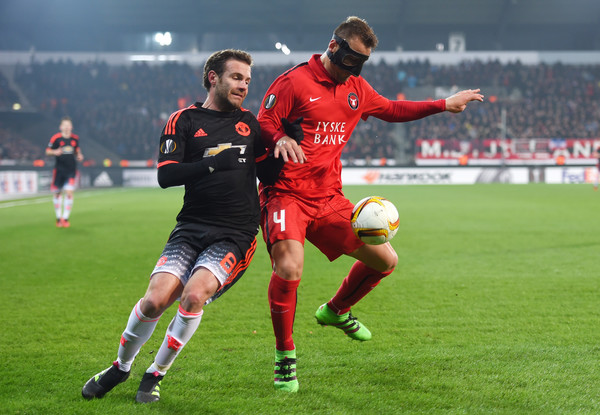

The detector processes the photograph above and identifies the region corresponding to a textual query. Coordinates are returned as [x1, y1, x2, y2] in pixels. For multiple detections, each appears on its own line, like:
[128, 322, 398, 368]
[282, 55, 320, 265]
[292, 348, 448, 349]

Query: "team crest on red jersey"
[235, 122, 251, 136]
[348, 93, 359, 110]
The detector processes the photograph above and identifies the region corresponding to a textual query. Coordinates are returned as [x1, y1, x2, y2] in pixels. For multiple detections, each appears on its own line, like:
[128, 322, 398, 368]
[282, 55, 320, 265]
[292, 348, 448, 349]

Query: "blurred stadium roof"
[1, 0, 599, 52]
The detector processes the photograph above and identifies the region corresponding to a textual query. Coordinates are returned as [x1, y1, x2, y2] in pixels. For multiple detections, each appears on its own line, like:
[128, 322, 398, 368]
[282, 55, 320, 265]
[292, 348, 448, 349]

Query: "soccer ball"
[350, 196, 400, 245]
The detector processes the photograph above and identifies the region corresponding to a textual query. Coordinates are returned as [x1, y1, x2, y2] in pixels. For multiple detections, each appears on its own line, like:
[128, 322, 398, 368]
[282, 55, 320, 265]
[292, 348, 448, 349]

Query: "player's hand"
[275, 117, 306, 164]
[211, 148, 245, 171]
[54, 148, 63, 156]
[445, 89, 484, 113]
[281, 117, 304, 144]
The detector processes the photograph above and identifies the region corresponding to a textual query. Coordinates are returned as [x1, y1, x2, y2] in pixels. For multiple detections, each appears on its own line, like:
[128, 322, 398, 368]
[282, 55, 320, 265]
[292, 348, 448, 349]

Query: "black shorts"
[151, 222, 258, 304]
[51, 168, 77, 191]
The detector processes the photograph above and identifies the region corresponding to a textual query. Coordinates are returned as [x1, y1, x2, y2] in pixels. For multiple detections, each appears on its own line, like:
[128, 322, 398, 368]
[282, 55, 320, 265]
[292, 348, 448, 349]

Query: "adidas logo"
[194, 128, 207, 137]
[93, 171, 114, 187]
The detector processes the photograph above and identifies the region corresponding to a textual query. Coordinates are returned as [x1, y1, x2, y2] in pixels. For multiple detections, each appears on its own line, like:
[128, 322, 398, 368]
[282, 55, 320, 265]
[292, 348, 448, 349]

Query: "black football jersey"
[48, 133, 80, 173]
[157, 103, 265, 234]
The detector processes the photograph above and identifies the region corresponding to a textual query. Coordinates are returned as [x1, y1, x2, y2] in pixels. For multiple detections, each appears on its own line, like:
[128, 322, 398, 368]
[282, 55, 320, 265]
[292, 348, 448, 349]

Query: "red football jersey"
[258, 54, 445, 199]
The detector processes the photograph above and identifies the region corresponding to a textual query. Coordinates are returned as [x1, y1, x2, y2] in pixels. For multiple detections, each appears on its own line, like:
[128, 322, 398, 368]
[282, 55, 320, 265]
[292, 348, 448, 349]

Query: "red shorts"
[261, 192, 363, 261]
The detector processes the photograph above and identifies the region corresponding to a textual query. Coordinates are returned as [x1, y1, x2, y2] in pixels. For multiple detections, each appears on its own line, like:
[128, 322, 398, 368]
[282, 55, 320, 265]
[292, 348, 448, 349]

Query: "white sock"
[53, 194, 62, 219]
[117, 299, 162, 372]
[62, 196, 73, 220]
[150, 305, 203, 375]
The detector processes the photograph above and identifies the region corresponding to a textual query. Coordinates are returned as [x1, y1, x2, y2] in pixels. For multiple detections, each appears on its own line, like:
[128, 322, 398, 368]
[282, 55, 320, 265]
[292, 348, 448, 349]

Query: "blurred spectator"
[2, 58, 599, 163]
[0, 122, 44, 162]
[0, 71, 20, 110]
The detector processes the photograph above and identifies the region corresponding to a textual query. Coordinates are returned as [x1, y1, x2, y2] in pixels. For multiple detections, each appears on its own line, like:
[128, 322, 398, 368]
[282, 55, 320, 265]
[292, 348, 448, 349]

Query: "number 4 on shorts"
[273, 210, 285, 231]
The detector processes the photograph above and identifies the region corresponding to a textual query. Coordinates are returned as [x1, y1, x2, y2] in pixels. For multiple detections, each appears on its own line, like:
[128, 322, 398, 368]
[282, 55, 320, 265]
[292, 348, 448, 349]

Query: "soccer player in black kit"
[46, 116, 83, 227]
[594, 148, 600, 191]
[82, 49, 278, 403]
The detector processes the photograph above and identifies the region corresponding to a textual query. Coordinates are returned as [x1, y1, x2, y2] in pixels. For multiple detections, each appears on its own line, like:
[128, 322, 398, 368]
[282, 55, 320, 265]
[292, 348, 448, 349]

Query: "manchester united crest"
[235, 122, 251, 136]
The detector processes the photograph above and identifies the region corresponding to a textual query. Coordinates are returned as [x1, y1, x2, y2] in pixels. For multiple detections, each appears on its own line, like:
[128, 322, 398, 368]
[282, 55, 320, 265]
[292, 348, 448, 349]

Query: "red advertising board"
[415, 138, 600, 166]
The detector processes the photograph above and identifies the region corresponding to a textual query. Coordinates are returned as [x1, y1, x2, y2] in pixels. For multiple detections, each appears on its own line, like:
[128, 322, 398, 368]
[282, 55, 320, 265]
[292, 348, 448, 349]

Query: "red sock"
[329, 261, 393, 315]
[268, 272, 300, 351]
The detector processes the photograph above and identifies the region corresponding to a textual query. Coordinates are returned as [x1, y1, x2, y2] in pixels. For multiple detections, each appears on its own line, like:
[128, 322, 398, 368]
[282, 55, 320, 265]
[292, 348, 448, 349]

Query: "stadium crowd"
[1, 58, 599, 163]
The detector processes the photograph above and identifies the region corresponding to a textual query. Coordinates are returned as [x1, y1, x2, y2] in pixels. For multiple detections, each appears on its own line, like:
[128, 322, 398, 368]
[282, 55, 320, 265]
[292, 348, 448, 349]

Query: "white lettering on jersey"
[273, 209, 285, 232]
[314, 134, 347, 144]
[316, 121, 346, 133]
[314, 122, 348, 144]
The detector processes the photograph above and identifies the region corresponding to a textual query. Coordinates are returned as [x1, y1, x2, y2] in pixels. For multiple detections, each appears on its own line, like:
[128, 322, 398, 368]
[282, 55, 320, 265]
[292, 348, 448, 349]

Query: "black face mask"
[326, 33, 370, 77]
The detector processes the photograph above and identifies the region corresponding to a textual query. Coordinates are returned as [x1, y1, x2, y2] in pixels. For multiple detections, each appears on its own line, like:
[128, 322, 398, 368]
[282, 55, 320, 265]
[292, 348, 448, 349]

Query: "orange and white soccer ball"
[350, 196, 400, 245]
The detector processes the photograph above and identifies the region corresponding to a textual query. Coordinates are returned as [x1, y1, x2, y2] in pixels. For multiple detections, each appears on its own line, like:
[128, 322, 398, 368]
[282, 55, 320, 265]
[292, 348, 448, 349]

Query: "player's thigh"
[180, 268, 220, 312]
[63, 176, 76, 193]
[52, 170, 67, 190]
[143, 240, 198, 315]
[194, 238, 257, 305]
[141, 272, 184, 317]
[348, 242, 398, 272]
[261, 194, 312, 248]
[307, 196, 362, 261]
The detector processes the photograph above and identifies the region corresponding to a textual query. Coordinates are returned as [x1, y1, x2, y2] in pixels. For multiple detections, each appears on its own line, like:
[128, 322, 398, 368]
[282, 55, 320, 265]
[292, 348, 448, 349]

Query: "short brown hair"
[334, 16, 378, 49]
[203, 49, 253, 91]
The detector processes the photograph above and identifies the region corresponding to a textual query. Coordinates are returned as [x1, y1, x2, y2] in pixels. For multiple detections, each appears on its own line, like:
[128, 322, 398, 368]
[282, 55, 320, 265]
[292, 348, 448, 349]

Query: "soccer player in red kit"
[257, 16, 484, 392]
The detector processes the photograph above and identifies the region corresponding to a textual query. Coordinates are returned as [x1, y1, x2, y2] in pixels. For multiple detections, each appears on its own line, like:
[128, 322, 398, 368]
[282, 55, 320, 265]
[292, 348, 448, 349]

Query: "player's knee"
[372, 248, 398, 273]
[385, 249, 398, 271]
[180, 289, 212, 311]
[273, 258, 303, 280]
[140, 295, 169, 318]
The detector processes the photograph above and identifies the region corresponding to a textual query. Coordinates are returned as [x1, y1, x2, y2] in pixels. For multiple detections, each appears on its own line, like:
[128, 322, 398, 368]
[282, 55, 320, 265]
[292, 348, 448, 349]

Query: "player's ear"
[208, 70, 218, 86]
[327, 38, 338, 53]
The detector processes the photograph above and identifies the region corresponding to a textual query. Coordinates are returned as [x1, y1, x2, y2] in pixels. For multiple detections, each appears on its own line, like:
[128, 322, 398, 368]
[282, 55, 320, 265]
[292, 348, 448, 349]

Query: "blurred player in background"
[82, 49, 277, 404]
[593, 148, 599, 191]
[46, 116, 83, 227]
[257, 16, 484, 392]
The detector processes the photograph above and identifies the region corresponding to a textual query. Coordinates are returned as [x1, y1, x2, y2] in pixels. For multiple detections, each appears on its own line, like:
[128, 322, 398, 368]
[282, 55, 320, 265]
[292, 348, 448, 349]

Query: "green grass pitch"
[1, 184, 598, 414]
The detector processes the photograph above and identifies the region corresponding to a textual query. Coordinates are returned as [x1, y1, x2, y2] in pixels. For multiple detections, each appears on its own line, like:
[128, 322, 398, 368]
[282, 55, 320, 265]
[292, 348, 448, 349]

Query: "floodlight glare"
[154, 32, 172, 46]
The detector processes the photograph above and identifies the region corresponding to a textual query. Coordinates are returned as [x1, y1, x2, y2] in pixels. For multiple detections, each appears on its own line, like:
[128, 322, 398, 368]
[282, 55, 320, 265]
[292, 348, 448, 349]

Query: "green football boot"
[315, 303, 372, 341]
[274, 349, 299, 393]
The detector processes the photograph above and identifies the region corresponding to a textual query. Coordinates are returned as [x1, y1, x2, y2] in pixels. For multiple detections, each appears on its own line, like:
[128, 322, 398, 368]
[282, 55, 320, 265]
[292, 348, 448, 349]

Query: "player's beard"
[213, 81, 244, 112]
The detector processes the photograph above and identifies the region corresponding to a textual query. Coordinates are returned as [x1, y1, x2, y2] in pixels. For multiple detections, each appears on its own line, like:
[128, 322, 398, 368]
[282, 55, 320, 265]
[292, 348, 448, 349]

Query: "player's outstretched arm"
[273, 117, 306, 164]
[46, 148, 62, 156]
[256, 117, 305, 185]
[157, 148, 243, 188]
[445, 89, 484, 113]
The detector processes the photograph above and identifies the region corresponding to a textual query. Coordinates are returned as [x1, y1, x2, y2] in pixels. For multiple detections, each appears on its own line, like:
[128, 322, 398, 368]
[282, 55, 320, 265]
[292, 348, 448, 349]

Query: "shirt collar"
[308, 54, 337, 85]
